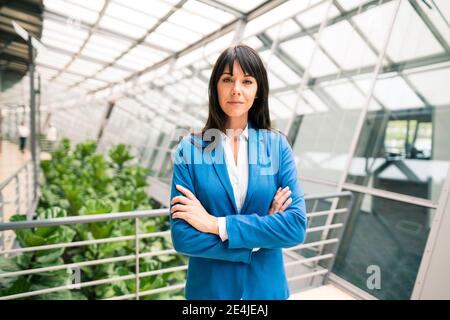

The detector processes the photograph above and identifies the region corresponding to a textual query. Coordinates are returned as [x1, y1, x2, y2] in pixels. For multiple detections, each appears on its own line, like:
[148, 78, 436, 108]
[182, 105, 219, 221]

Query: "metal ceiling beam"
[69, 0, 189, 90]
[49, 0, 111, 83]
[40, 43, 135, 73]
[280, 0, 394, 44]
[196, 0, 244, 17]
[271, 51, 450, 95]
[257, 32, 342, 112]
[408, 0, 450, 53]
[89, 0, 291, 95]
[43, 10, 175, 54]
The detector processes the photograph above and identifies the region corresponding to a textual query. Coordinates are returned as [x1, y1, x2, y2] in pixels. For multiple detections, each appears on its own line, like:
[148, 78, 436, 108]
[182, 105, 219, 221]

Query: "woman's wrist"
[209, 216, 219, 235]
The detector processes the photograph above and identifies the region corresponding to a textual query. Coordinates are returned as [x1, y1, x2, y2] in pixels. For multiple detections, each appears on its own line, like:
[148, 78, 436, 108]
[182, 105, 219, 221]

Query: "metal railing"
[0, 191, 353, 300]
[0, 160, 37, 250]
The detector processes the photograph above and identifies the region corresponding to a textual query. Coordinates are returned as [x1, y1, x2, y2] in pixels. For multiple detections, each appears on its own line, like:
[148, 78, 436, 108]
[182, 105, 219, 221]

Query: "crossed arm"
[169, 136, 307, 263]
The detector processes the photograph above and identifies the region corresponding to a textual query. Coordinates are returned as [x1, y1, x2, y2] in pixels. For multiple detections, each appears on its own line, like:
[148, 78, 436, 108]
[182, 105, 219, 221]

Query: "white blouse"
[217, 125, 260, 252]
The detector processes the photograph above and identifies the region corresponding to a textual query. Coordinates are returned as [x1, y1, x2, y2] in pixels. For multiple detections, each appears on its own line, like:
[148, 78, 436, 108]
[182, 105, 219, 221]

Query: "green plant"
[0, 139, 186, 300]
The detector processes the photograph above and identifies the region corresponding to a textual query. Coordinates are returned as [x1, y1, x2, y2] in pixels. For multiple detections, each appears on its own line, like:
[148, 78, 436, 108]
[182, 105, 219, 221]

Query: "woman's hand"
[268, 186, 292, 214]
[171, 185, 219, 235]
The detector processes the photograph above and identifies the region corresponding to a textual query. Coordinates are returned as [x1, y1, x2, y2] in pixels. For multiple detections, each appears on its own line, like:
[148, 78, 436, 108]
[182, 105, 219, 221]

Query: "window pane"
[346, 106, 450, 203]
[333, 192, 433, 299]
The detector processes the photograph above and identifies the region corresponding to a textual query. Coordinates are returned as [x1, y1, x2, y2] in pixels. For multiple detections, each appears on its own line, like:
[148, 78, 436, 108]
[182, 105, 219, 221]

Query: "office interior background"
[0, 0, 449, 300]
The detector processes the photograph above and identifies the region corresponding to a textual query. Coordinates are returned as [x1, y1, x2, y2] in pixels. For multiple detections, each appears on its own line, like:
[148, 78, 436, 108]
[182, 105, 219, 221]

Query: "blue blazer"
[169, 121, 307, 300]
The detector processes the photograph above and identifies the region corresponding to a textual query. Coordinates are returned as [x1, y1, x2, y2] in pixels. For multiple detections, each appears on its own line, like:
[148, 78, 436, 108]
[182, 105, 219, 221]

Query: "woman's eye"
[244, 80, 253, 84]
[223, 78, 231, 83]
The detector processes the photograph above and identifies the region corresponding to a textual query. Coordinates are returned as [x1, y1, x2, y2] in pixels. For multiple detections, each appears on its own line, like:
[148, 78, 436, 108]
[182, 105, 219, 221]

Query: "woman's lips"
[228, 101, 244, 104]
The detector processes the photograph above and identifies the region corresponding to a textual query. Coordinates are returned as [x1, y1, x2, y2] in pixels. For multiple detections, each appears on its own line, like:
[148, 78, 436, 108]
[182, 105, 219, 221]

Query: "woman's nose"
[231, 84, 241, 95]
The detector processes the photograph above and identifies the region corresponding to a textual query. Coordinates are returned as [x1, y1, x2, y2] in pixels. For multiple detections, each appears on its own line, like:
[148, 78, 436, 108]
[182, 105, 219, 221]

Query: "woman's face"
[217, 60, 258, 121]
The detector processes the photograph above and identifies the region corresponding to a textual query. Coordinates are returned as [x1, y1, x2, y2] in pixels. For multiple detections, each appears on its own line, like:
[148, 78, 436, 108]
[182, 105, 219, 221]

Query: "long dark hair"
[203, 44, 272, 133]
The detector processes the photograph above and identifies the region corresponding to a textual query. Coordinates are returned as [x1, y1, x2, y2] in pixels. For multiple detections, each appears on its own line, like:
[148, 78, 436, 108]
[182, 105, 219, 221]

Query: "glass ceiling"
[0, 0, 449, 124]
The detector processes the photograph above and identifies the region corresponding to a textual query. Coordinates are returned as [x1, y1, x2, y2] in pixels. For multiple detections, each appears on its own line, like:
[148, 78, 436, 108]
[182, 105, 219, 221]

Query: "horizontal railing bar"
[0, 249, 177, 278]
[306, 223, 343, 233]
[0, 162, 31, 190]
[106, 283, 186, 300]
[0, 264, 188, 300]
[304, 191, 352, 201]
[287, 269, 329, 283]
[0, 192, 352, 232]
[283, 238, 339, 252]
[306, 208, 347, 218]
[138, 265, 187, 278]
[0, 231, 171, 255]
[285, 254, 334, 268]
[0, 209, 170, 231]
[138, 283, 186, 298]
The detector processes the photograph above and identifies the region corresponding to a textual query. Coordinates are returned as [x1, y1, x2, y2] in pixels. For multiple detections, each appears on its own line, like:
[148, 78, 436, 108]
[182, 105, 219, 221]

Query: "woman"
[169, 44, 307, 300]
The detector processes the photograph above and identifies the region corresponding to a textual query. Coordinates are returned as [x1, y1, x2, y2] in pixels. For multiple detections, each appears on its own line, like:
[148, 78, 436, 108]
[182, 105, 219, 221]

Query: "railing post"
[25, 164, 29, 212]
[15, 176, 20, 215]
[135, 217, 140, 300]
[322, 193, 354, 284]
[0, 192, 4, 251]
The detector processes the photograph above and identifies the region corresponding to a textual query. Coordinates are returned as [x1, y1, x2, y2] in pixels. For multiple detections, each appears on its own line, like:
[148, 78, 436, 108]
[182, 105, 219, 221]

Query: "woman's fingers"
[171, 204, 189, 214]
[176, 185, 197, 201]
[274, 187, 290, 207]
[271, 186, 292, 213]
[172, 211, 190, 221]
[171, 195, 190, 205]
[279, 197, 292, 212]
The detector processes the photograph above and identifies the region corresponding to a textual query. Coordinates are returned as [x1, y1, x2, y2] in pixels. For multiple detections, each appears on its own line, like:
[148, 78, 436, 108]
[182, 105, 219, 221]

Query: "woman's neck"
[226, 116, 248, 133]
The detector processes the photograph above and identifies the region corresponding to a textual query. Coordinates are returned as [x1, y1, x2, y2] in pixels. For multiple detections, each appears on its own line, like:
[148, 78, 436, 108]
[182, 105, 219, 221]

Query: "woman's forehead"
[222, 60, 253, 76]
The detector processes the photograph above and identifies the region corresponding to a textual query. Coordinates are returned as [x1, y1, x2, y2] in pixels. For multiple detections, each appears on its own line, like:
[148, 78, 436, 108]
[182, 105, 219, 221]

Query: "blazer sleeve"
[169, 138, 253, 264]
[225, 134, 307, 249]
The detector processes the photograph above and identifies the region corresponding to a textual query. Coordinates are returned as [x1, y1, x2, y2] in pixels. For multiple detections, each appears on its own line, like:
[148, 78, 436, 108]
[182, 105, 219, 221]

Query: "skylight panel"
[88, 33, 132, 51]
[267, 70, 286, 90]
[244, 0, 311, 39]
[36, 51, 72, 69]
[259, 50, 302, 83]
[266, 19, 301, 41]
[183, 0, 235, 24]
[43, 20, 89, 40]
[96, 66, 131, 82]
[81, 46, 122, 63]
[279, 36, 339, 77]
[219, 0, 267, 13]
[114, 0, 174, 19]
[145, 32, 188, 51]
[67, 58, 104, 76]
[99, 15, 148, 39]
[373, 75, 424, 110]
[115, 55, 148, 71]
[336, 0, 373, 11]
[66, 0, 105, 12]
[353, 1, 444, 62]
[406, 67, 450, 106]
[416, 0, 450, 49]
[156, 22, 203, 44]
[104, 2, 158, 29]
[41, 35, 82, 53]
[322, 80, 369, 109]
[269, 96, 295, 118]
[295, 2, 340, 28]
[168, 9, 221, 35]
[319, 20, 377, 69]
[44, 0, 99, 24]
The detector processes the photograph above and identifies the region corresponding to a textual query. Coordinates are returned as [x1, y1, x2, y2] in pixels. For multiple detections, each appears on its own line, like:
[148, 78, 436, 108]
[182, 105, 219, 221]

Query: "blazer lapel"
[209, 140, 239, 215]
[240, 122, 260, 214]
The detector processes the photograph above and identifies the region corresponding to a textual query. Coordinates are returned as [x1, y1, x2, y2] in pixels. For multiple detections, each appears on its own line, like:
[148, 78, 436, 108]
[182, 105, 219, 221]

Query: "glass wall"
[332, 192, 433, 300]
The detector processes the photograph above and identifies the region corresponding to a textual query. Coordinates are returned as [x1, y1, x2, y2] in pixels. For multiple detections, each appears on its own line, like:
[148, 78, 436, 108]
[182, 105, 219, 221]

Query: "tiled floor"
[289, 284, 357, 300]
[0, 140, 31, 182]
